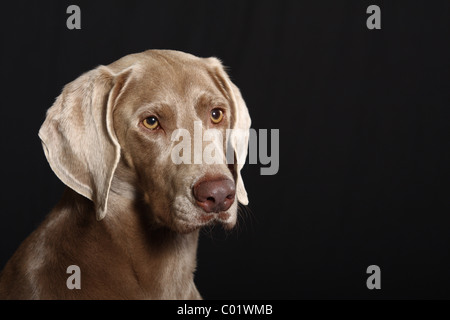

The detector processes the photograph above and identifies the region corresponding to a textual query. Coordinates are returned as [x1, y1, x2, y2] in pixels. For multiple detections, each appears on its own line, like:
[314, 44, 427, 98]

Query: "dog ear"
[38, 66, 132, 220]
[207, 58, 251, 205]
[228, 82, 251, 205]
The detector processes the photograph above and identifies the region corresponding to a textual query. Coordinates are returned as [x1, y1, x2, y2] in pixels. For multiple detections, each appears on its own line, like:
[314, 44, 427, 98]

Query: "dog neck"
[61, 187, 201, 299]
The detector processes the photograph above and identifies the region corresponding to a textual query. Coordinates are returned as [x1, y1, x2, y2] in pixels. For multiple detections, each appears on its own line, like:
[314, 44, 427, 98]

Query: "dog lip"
[174, 209, 228, 224]
[173, 206, 233, 232]
[199, 214, 215, 223]
[198, 212, 230, 224]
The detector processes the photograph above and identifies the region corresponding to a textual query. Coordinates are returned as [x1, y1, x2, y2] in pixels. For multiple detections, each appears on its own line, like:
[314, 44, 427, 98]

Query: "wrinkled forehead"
[113, 52, 230, 117]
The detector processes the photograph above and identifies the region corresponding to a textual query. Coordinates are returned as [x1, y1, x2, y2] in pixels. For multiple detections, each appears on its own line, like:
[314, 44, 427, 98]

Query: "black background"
[1, 0, 449, 299]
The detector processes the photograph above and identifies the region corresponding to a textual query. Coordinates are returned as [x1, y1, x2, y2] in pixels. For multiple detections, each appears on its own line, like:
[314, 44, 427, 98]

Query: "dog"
[0, 50, 251, 299]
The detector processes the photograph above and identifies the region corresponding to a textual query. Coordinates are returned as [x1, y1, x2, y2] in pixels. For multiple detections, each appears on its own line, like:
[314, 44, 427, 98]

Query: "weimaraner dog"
[0, 50, 251, 299]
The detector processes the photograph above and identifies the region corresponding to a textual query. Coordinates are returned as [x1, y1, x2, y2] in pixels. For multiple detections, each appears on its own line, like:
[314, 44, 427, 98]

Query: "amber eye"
[142, 116, 159, 130]
[210, 108, 224, 124]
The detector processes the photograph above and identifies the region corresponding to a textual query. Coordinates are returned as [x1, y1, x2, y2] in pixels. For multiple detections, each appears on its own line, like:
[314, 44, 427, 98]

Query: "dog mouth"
[198, 211, 231, 224]
[172, 206, 236, 233]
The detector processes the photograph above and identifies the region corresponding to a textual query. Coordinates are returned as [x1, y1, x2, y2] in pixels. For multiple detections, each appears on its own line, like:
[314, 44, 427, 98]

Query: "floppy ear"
[208, 58, 251, 205]
[229, 82, 251, 205]
[38, 66, 132, 220]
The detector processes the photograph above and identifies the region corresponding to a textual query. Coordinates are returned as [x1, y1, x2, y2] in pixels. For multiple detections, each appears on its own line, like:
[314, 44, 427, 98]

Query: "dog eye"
[142, 116, 159, 130]
[210, 108, 223, 124]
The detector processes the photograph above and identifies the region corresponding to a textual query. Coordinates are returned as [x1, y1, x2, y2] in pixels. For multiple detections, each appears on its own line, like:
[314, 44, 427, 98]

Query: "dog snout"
[193, 178, 236, 213]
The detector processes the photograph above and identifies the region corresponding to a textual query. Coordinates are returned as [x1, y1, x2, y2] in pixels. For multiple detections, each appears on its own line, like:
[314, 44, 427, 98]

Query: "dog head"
[39, 50, 251, 233]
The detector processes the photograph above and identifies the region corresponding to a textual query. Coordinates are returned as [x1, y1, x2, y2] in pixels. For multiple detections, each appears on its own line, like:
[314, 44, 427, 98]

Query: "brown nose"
[193, 178, 236, 213]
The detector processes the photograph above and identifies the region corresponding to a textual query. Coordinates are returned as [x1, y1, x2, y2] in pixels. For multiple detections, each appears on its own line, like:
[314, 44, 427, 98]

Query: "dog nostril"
[206, 197, 215, 202]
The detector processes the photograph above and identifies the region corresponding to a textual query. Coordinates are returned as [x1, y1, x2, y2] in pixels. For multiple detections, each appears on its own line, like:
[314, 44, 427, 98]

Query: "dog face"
[39, 50, 251, 233]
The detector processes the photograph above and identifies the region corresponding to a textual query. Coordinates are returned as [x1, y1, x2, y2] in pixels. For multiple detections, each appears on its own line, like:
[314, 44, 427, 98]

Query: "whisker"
[234, 202, 256, 237]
